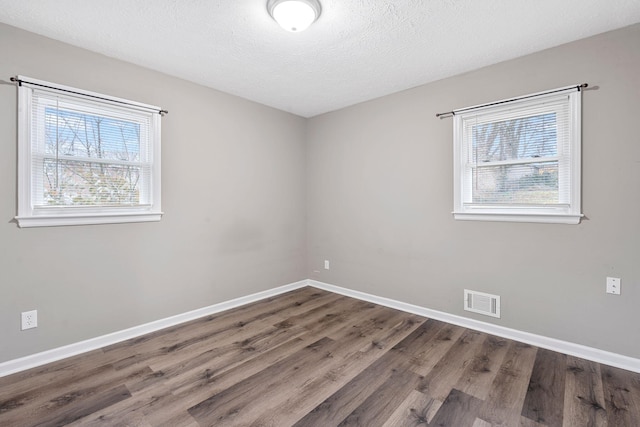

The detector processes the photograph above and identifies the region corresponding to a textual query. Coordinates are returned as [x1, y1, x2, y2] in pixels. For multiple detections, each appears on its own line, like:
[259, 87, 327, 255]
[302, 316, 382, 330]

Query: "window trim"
[452, 87, 583, 225]
[15, 76, 163, 228]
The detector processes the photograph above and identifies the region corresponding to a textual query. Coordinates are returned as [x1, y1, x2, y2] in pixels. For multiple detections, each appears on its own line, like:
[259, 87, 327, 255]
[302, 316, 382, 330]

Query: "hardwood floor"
[1, 287, 639, 426]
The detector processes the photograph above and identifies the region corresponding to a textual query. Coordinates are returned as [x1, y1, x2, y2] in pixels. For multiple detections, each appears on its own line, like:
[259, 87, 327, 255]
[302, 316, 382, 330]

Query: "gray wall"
[307, 24, 640, 358]
[0, 23, 307, 363]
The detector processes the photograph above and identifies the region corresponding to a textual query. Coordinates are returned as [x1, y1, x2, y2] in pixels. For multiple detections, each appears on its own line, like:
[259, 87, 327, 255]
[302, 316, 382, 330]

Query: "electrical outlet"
[324, 260, 330, 270]
[21, 310, 38, 330]
[606, 277, 621, 295]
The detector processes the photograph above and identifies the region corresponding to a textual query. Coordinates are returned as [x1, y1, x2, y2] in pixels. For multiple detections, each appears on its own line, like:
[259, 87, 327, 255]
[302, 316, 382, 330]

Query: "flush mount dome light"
[267, 0, 321, 32]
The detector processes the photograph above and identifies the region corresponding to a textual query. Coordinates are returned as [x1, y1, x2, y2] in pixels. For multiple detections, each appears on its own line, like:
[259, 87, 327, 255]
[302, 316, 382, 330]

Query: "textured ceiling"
[1, 0, 639, 117]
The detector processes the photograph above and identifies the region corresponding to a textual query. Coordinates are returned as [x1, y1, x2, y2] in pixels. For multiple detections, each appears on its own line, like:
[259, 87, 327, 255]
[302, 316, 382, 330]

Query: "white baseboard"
[3, 278, 639, 378]
[308, 279, 640, 373]
[0, 280, 308, 378]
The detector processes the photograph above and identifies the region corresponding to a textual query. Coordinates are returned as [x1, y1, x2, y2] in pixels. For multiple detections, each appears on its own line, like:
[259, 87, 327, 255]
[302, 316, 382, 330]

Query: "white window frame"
[15, 76, 163, 228]
[453, 87, 582, 224]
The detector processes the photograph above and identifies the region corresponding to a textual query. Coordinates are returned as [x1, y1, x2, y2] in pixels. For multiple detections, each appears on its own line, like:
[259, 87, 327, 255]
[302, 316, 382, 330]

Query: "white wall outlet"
[606, 277, 621, 295]
[324, 260, 330, 270]
[21, 310, 38, 330]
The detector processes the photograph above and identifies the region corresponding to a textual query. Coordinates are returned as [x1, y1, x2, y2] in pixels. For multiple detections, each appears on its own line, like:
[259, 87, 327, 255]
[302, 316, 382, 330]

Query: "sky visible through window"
[42, 106, 143, 206]
[472, 113, 557, 163]
[470, 113, 559, 204]
[45, 107, 141, 160]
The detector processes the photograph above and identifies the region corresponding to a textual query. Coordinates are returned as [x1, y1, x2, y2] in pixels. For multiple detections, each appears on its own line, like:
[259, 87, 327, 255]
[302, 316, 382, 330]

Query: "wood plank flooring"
[1, 287, 639, 426]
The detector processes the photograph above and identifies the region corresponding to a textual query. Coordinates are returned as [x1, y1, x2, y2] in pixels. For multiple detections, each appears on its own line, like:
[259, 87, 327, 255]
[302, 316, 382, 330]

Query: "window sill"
[15, 212, 163, 228]
[453, 212, 583, 224]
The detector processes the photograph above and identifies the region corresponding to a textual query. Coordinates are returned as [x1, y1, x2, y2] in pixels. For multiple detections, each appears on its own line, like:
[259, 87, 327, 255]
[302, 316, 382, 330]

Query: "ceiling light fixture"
[267, 0, 321, 33]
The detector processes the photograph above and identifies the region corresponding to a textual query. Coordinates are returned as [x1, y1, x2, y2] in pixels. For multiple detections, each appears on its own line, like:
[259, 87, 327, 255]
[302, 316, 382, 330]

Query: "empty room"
[1, 1, 639, 426]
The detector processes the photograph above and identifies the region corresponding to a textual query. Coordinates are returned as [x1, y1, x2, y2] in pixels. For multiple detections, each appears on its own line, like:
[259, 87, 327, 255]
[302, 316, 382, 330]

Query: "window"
[453, 86, 582, 224]
[15, 76, 163, 227]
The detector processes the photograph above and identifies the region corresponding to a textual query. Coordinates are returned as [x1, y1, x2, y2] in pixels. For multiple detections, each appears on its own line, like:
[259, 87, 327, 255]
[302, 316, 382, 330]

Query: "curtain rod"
[435, 83, 588, 119]
[10, 76, 168, 116]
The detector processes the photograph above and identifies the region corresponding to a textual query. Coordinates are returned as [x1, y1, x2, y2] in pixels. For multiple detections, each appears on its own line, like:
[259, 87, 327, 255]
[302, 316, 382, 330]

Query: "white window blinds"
[30, 90, 153, 208]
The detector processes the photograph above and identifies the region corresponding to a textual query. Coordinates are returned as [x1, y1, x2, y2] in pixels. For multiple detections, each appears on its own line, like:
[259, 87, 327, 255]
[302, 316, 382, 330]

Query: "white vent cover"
[464, 289, 500, 318]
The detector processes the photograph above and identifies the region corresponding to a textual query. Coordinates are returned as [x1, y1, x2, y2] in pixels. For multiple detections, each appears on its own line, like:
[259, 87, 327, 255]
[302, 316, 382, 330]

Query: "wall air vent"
[464, 289, 500, 318]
